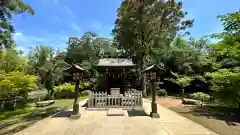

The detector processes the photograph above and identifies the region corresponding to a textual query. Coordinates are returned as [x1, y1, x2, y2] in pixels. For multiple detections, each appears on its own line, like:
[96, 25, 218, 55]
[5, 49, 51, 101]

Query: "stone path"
[14, 99, 218, 135]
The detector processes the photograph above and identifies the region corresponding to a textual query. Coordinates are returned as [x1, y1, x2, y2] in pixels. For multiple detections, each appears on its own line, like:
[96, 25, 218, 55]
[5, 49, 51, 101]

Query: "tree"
[0, 49, 26, 73]
[66, 31, 117, 77]
[27, 45, 54, 73]
[112, 0, 193, 96]
[27, 45, 68, 98]
[213, 10, 240, 43]
[0, 0, 34, 49]
[210, 11, 240, 68]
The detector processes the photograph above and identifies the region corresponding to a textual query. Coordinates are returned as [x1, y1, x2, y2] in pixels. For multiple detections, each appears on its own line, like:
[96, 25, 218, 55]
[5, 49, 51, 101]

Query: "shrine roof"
[96, 58, 135, 67]
[64, 64, 86, 72]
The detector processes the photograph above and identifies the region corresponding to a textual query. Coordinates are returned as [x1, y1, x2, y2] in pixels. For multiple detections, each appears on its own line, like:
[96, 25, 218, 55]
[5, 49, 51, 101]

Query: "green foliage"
[113, 0, 193, 58]
[0, 0, 34, 49]
[176, 76, 193, 88]
[192, 76, 207, 83]
[189, 92, 210, 102]
[80, 82, 91, 89]
[157, 89, 167, 97]
[113, 0, 193, 96]
[54, 83, 75, 93]
[0, 49, 26, 73]
[27, 45, 69, 96]
[27, 45, 55, 73]
[213, 10, 240, 42]
[0, 72, 37, 98]
[66, 32, 116, 64]
[206, 69, 240, 107]
[152, 36, 214, 75]
[54, 82, 90, 99]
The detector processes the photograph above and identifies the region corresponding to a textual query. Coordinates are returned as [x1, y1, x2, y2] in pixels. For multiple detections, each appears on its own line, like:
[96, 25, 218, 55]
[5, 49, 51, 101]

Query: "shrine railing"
[87, 90, 142, 109]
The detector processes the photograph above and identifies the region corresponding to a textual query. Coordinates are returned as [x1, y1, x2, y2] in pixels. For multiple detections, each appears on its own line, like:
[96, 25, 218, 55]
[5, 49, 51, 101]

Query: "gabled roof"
[64, 64, 86, 72]
[96, 58, 135, 67]
[143, 64, 165, 72]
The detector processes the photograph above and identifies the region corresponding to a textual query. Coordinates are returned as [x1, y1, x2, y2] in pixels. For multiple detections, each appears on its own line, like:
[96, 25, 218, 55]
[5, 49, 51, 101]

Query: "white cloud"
[71, 22, 82, 34]
[14, 32, 23, 36]
[14, 32, 46, 44]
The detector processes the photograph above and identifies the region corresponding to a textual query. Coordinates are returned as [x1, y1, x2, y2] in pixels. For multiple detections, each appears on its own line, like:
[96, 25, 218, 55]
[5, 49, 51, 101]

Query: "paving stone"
[107, 108, 124, 116]
[14, 99, 218, 135]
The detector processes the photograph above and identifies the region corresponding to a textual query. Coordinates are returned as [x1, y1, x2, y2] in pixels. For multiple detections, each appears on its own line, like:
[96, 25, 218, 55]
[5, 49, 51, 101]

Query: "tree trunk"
[140, 55, 147, 97]
[138, 0, 147, 97]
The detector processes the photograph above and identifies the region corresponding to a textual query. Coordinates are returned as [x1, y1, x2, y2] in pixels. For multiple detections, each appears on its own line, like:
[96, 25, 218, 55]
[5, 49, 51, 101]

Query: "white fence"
[88, 90, 142, 109]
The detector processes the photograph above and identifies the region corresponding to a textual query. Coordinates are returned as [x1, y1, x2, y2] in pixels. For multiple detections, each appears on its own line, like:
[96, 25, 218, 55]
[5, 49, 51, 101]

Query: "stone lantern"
[143, 65, 164, 118]
[64, 64, 87, 118]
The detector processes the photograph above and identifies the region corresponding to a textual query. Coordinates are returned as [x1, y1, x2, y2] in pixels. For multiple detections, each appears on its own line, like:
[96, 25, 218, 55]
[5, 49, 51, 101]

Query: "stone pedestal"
[150, 81, 160, 118]
[150, 112, 160, 118]
[72, 104, 79, 115]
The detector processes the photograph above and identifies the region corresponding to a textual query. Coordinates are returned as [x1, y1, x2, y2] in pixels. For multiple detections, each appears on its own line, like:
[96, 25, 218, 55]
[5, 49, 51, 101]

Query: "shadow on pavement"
[81, 101, 88, 108]
[51, 110, 72, 118]
[127, 110, 149, 117]
[178, 105, 240, 126]
[25, 107, 60, 121]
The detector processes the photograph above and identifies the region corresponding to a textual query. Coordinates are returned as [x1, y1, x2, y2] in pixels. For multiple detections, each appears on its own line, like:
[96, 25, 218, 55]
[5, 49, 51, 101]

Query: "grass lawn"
[157, 97, 240, 135]
[0, 96, 87, 135]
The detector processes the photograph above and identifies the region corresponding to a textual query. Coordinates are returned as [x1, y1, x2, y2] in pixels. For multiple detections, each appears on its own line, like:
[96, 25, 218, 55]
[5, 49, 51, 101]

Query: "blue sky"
[13, 0, 240, 52]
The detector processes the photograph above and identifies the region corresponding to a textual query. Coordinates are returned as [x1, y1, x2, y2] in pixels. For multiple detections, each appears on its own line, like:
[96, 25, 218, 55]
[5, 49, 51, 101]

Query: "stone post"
[150, 81, 160, 118]
[72, 80, 80, 117]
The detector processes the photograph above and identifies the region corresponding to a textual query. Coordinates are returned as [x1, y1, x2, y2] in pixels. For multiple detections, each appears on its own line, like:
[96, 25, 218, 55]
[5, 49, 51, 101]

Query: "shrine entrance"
[108, 73, 122, 88]
[87, 58, 143, 109]
[95, 58, 136, 95]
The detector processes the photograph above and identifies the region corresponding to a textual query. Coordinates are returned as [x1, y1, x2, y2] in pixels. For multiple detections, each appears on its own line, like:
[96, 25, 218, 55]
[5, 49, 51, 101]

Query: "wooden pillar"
[121, 68, 125, 94]
[105, 68, 110, 94]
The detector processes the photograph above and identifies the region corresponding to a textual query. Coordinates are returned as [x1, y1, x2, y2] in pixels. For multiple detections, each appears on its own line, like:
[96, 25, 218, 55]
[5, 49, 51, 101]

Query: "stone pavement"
[14, 99, 218, 135]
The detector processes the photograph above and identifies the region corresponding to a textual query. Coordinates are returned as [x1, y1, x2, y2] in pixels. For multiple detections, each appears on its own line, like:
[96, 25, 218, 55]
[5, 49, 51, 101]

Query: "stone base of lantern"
[150, 112, 160, 118]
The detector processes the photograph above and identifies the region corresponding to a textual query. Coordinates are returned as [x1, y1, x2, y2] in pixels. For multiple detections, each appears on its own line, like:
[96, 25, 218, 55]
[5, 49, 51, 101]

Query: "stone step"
[107, 109, 124, 116]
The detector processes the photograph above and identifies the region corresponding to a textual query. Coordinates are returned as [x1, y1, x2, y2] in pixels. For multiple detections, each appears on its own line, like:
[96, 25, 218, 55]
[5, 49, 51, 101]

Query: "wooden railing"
[88, 90, 142, 109]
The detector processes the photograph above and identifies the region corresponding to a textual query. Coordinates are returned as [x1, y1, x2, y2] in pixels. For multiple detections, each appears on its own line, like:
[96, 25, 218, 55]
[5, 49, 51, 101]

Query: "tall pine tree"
[112, 0, 193, 96]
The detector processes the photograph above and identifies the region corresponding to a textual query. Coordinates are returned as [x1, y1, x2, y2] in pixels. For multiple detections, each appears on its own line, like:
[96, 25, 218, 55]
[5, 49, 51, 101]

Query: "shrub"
[54, 83, 75, 99]
[0, 72, 37, 98]
[157, 89, 167, 97]
[189, 92, 210, 102]
[175, 76, 193, 96]
[54, 82, 90, 99]
[80, 82, 91, 90]
[54, 83, 75, 93]
[206, 69, 240, 107]
[0, 72, 38, 110]
[176, 76, 193, 88]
